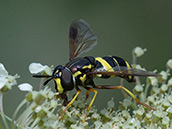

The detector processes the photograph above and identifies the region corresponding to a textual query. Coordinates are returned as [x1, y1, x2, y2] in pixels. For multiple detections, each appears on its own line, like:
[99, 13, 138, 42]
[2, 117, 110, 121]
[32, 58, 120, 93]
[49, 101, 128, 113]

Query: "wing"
[88, 66, 161, 77]
[69, 19, 97, 60]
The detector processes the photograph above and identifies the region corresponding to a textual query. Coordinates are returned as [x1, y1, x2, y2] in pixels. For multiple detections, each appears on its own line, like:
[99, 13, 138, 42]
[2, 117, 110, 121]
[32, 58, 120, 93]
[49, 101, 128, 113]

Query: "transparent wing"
[89, 66, 161, 77]
[69, 19, 97, 60]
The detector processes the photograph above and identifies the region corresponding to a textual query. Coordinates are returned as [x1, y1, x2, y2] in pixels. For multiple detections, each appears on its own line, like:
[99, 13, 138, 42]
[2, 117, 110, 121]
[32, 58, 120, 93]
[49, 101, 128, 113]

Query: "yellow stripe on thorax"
[82, 64, 92, 69]
[80, 74, 87, 83]
[54, 78, 64, 94]
[73, 71, 82, 78]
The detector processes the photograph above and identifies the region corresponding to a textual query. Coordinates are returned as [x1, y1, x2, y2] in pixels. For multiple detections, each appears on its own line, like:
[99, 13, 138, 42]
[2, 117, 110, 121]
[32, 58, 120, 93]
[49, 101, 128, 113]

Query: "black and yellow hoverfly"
[33, 19, 160, 122]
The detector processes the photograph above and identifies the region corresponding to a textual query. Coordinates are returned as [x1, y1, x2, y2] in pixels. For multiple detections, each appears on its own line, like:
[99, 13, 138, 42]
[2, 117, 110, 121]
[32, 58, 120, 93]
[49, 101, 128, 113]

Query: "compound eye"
[61, 68, 74, 91]
[61, 69, 71, 84]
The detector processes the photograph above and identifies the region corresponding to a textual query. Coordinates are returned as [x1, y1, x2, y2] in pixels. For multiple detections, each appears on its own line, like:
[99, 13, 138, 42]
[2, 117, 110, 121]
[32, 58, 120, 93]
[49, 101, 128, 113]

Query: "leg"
[54, 90, 59, 100]
[83, 87, 97, 123]
[61, 94, 69, 106]
[59, 89, 81, 121]
[93, 85, 155, 110]
[85, 90, 89, 100]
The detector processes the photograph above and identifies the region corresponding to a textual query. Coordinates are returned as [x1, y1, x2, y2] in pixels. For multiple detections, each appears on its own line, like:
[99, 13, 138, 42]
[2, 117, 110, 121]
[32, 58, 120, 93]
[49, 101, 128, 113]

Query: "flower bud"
[133, 47, 147, 57]
[35, 93, 46, 105]
[134, 85, 143, 95]
[160, 84, 168, 93]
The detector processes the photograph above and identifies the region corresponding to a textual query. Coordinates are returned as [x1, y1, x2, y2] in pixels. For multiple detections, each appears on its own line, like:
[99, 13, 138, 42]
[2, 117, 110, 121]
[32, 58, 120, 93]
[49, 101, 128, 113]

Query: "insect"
[33, 19, 160, 122]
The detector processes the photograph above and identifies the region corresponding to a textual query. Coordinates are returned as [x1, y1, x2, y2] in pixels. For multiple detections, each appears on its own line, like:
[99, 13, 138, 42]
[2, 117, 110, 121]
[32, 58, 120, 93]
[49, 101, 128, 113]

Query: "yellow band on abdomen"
[95, 57, 114, 77]
[95, 57, 113, 71]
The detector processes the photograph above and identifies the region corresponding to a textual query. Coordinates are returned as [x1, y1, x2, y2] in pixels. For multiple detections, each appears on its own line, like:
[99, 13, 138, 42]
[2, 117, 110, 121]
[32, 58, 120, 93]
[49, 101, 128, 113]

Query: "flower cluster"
[0, 63, 19, 93]
[1, 47, 172, 129]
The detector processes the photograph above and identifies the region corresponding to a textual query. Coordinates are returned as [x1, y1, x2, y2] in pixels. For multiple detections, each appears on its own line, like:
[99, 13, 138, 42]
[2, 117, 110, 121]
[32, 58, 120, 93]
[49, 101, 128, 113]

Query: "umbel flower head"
[16, 47, 172, 128]
[1, 47, 172, 129]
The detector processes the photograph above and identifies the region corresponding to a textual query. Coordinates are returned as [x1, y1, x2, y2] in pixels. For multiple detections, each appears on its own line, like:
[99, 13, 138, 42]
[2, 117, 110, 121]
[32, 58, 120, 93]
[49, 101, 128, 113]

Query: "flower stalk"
[0, 94, 10, 129]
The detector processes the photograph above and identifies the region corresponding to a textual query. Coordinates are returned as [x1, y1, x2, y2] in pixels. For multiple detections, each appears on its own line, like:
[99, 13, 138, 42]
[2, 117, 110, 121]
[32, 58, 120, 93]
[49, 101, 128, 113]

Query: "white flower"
[50, 99, 58, 108]
[162, 100, 170, 108]
[0, 63, 19, 92]
[92, 113, 100, 120]
[167, 106, 172, 113]
[162, 116, 170, 125]
[152, 86, 160, 94]
[158, 71, 169, 83]
[94, 121, 102, 129]
[160, 84, 168, 93]
[134, 85, 143, 93]
[147, 96, 155, 104]
[166, 59, 172, 70]
[47, 91, 54, 99]
[146, 112, 152, 119]
[129, 118, 140, 127]
[133, 47, 147, 57]
[29, 63, 52, 75]
[70, 124, 83, 129]
[35, 106, 42, 113]
[153, 110, 163, 118]
[167, 78, 172, 87]
[134, 107, 145, 117]
[167, 94, 172, 104]
[107, 98, 115, 108]
[123, 98, 132, 107]
[6, 75, 18, 87]
[134, 64, 146, 71]
[18, 83, 33, 92]
[101, 122, 113, 129]
[147, 77, 158, 86]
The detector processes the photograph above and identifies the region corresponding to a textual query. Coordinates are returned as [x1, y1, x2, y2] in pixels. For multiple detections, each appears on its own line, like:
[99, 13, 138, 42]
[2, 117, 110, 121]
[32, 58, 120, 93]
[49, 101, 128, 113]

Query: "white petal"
[29, 63, 48, 74]
[0, 77, 8, 89]
[0, 63, 8, 77]
[18, 83, 33, 92]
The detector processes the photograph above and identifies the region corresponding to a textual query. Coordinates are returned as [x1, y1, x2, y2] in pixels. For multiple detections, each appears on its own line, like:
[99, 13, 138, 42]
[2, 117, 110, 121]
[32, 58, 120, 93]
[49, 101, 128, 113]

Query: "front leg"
[60, 93, 69, 106]
[59, 89, 81, 121]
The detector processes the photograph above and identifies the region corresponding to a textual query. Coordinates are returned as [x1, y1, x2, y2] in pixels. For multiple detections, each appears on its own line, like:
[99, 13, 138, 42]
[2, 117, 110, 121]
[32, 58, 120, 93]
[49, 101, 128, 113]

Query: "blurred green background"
[1, 0, 172, 120]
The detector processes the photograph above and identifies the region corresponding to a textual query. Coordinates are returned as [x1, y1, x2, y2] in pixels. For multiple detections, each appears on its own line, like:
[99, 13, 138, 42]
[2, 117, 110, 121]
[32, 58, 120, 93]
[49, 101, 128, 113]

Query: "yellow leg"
[59, 89, 81, 121]
[83, 88, 97, 123]
[94, 85, 155, 110]
[120, 86, 155, 110]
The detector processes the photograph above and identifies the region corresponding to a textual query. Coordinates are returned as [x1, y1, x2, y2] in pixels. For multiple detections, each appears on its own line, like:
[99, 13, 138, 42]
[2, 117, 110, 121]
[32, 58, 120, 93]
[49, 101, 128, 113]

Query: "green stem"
[132, 54, 141, 86]
[144, 83, 149, 98]
[11, 99, 26, 129]
[0, 94, 10, 129]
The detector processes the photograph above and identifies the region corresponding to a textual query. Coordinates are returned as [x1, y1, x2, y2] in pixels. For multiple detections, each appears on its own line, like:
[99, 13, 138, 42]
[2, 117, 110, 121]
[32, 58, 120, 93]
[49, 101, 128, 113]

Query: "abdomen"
[95, 56, 134, 82]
